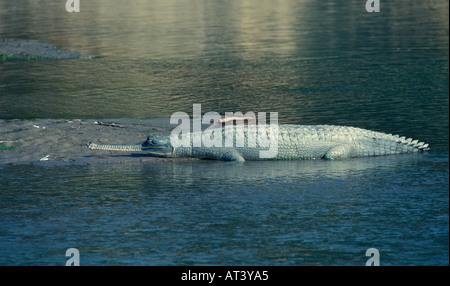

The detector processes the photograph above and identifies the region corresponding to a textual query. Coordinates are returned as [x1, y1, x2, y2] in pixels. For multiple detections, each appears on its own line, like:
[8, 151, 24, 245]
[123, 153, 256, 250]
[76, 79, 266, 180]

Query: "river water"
[0, 0, 448, 265]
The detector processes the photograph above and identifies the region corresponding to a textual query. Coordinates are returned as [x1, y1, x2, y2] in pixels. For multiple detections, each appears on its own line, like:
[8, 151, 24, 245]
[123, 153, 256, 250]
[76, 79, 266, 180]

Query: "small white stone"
[40, 155, 50, 161]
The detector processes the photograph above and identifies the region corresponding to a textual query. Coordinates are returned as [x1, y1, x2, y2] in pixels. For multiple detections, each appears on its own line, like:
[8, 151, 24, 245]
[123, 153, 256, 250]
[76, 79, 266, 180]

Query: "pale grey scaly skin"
[88, 124, 430, 162]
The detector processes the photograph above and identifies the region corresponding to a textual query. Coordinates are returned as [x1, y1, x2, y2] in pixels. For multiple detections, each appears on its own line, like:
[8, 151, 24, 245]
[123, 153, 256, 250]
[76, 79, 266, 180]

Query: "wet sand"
[0, 118, 196, 166]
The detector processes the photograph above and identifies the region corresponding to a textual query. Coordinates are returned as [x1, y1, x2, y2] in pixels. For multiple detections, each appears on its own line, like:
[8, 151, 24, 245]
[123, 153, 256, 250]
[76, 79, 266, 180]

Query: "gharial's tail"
[362, 133, 430, 157]
[391, 135, 430, 152]
[345, 126, 430, 157]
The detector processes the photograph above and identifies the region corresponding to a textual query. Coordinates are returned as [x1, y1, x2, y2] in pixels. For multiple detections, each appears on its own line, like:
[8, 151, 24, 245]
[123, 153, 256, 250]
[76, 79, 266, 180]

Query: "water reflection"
[1, 1, 447, 149]
[1, 1, 447, 59]
[1, 0, 448, 266]
[0, 151, 446, 265]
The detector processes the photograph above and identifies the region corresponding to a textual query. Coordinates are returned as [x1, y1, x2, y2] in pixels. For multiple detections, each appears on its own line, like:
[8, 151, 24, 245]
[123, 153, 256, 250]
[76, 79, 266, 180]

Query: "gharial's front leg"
[219, 150, 246, 162]
[193, 148, 246, 162]
[323, 144, 354, 160]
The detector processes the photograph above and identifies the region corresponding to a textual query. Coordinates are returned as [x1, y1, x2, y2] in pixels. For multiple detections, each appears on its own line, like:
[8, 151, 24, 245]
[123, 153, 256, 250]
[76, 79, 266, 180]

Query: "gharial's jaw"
[88, 141, 174, 157]
[88, 142, 147, 152]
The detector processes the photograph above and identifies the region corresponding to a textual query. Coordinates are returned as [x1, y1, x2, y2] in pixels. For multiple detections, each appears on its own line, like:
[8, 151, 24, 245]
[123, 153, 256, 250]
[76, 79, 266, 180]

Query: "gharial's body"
[88, 124, 430, 162]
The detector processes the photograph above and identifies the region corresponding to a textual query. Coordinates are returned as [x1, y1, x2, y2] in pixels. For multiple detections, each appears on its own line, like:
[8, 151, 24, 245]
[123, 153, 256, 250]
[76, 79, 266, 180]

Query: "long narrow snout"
[88, 137, 174, 157]
[88, 142, 146, 152]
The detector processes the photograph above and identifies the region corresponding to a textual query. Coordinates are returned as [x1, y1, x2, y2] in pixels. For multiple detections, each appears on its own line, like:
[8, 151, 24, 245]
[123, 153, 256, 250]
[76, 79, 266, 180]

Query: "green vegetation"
[0, 145, 16, 151]
[0, 53, 37, 62]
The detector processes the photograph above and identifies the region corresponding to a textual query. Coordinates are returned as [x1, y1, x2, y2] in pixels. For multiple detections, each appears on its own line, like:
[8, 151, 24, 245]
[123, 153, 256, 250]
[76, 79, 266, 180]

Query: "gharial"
[87, 123, 430, 162]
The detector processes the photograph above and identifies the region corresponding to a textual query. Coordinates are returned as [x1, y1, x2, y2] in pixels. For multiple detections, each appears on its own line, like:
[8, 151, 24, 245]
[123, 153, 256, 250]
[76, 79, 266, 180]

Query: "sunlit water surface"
[0, 0, 448, 265]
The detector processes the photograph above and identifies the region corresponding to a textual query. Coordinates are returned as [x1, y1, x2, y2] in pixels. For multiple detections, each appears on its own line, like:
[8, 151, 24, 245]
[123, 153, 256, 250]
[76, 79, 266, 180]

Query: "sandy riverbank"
[0, 118, 197, 165]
